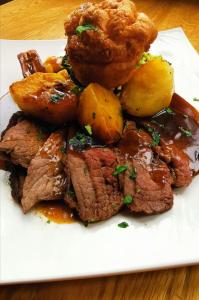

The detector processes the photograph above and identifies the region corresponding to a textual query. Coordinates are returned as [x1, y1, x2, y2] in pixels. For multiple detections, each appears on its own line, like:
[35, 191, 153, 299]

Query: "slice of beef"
[119, 121, 173, 215]
[0, 116, 47, 168]
[21, 131, 67, 213]
[65, 148, 123, 222]
[62, 127, 77, 209]
[1, 111, 25, 138]
[17, 50, 46, 78]
[139, 104, 199, 187]
[9, 165, 27, 203]
[154, 139, 192, 187]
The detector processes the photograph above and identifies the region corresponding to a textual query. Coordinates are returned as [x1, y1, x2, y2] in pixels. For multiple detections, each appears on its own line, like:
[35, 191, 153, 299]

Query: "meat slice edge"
[119, 121, 173, 215]
[21, 131, 67, 213]
[66, 148, 123, 222]
[0, 112, 48, 168]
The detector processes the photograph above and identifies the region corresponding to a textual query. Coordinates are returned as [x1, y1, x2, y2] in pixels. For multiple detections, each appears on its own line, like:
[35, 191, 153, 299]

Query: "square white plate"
[0, 28, 199, 284]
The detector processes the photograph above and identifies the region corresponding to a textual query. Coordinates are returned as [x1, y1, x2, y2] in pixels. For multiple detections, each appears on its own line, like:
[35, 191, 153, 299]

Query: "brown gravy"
[119, 122, 169, 187]
[35, 200, 75, 224]
[149, 96, 199, 174]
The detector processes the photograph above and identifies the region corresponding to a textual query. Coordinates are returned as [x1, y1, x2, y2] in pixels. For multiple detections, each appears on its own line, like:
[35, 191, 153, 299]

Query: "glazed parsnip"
[120, 56, 174, 117]
[78, 83, 123, 144]
[9, 70, 78, 124]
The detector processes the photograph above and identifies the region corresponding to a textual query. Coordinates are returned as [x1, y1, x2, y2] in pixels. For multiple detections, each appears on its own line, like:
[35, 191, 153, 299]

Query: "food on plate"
[120, 55, 174, 116]
[137, 102, 199, 185]
[118, 121, 173, 214]
[18, 50, 46, 77]
[64, 0, 157, 88]
[1, 93, 198, 222]
[0, 0, 199, 225]
[43, 56, 63, 73]
[65, 148, 123, 222]
[21, 131, 67, 212]
[0, 112, 48, 168]
[9, 70, 79, 124]
[78, 83, 123, 144]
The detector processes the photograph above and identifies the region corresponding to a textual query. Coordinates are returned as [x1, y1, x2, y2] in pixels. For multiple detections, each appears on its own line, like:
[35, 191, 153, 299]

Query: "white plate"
[0, 28, 199, 284]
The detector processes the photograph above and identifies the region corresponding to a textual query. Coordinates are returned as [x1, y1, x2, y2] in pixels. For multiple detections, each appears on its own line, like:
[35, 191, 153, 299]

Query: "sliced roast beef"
[119, 121, 173, 215]
[17, 50, 46, 78]
[65, 148, 123, 222]
[21, 131, 67, 212]
[0, 117, 47, 168]
[9, 165, 27, 203]
[1, 111, 25, 138]
[139, 105, 199, 187]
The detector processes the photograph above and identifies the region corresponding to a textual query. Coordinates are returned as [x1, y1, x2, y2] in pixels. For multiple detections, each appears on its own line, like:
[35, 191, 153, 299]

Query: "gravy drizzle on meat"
[0, 92, 199, 223]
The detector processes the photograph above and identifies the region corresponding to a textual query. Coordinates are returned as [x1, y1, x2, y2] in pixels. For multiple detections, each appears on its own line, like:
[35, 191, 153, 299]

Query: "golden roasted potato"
[9, 70, 78, 125]
[43, 56, 63, 73]
[120, 56, 174, 117]
[78, 83, 123, 144]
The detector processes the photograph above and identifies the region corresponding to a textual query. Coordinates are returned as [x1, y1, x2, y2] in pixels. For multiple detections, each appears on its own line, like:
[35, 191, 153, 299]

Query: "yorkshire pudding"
[65, 0, 157, 88]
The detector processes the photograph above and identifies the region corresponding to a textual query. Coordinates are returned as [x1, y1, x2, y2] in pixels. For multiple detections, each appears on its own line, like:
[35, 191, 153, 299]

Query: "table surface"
[0, 0, 199, 299]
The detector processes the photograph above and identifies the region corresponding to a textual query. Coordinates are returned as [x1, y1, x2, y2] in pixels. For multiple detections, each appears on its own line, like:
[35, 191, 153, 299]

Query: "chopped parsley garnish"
[151, 120, 165, 128]
[113, 165, 128, 176]
[62, 55, 72, 70]
[144, 124, 154, 133]
[179, 126, 192, 137]
[165, 107, 175, 114]
[85, 124, 92, 135]
[37, 130, 45, 141]
[47, 220, 51, 224]
[193, 98, 199, 101]
[123, 195, 133, 205]
[118, 222, 129, 228]
[129, 168, 136, 180]
[136, 53, 154, 67]
[151, 131, 161, 146]
[66, 190, 75, 198]
[60, 145, 66, 153]
[136, 53, 164, 68]
[69, 132, 93, 151]
[144, 124, 160, 146]
[71, 85, 83, 95]
[76, 24, 98, 35]
[50, 93, 65, 103]
[61, 55, 82, 85]
[92, 112, 96, 119]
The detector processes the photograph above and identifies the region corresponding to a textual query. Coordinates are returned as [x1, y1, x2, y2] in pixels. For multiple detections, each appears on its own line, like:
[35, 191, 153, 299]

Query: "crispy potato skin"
[9, 70, 78, 125]
[120, 58, 174, 117]
[78, 83, 123, 144]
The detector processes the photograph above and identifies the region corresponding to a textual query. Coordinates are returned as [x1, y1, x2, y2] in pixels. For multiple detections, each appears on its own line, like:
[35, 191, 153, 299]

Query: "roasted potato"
[9, 70, 78, 125]
[78, 83, 123, 144]
[120, 56, 174, 117]
[43, 56, 63, 73]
